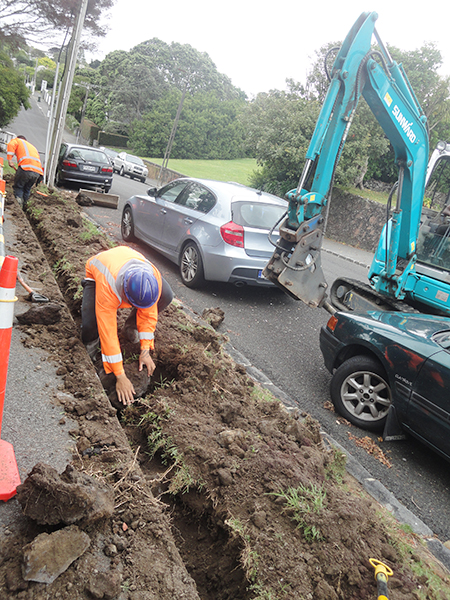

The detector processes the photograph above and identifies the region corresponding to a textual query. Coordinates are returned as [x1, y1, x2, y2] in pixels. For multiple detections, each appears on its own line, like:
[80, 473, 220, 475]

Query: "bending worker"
[81, 246, 173, 406]
[7, 135, 43, 208]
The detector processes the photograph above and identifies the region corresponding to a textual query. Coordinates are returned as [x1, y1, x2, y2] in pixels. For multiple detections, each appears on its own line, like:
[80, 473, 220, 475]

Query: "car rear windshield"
[126, 155, 144, 166]
[68, 148, 107, 163]
[231, 201, 286, 230]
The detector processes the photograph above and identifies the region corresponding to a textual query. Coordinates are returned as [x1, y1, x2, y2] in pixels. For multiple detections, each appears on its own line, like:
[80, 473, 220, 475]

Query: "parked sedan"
[113, 152, 148, 182]
[320, 310, 450, 461]
[121, 178, 288, 288]
[56, 143, 113, 192]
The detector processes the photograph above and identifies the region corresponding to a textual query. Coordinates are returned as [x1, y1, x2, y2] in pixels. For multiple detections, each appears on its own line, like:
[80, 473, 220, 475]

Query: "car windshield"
[432, 330, 450, 349]
[127, 155, 144, 166]
[231, 201, 286, 230]
[68, 148, 107, 163]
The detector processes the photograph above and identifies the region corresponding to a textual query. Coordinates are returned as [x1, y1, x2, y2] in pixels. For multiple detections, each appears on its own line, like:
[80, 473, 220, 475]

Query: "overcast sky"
[90, 1, 450, 97]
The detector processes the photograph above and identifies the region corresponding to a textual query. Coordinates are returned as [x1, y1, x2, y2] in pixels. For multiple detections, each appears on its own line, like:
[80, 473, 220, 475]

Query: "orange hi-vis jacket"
[85, 246, 162, 376]
[7, 138, 43, 175]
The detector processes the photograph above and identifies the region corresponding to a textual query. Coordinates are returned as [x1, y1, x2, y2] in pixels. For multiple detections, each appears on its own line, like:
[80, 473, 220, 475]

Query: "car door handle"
[160, 209, 167, 215]
[184, 217, 193, 224]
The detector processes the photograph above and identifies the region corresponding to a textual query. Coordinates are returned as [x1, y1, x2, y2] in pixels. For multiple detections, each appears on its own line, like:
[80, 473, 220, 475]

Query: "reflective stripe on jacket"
[7, 138, 43, 175]
[85, 246, 162, 376]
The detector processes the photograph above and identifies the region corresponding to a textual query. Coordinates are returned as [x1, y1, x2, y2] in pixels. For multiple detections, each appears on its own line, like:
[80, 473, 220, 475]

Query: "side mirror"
[147, 187, 158, 197]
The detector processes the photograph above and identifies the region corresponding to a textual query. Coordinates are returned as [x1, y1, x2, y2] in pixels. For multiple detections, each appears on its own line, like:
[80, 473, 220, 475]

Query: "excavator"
[264, 11, 450, 317]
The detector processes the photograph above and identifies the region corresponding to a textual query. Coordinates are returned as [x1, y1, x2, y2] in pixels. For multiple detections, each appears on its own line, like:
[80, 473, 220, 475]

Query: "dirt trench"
[1, 179, 450, 600]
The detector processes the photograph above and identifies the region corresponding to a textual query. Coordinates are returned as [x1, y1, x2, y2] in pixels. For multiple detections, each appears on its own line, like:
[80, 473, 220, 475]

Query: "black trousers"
[14, 167, 41, 203]
[81, 277, 174, 344]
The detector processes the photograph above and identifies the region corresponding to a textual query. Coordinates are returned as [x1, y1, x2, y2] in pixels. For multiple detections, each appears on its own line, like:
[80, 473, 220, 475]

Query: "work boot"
[123, 326, 139, 344]
[85, 337, 100, 362]
[15, 196, 23, 208]
[122, 308, 139, 344]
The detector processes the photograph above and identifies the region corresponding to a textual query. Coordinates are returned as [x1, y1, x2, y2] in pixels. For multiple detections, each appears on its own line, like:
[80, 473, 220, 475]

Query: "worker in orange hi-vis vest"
[81, 246, 174, 406]
[7, 135, 44, 209]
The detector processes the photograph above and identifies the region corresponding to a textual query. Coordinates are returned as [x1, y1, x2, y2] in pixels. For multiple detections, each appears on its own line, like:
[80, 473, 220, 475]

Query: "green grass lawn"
[146, 158, 258, 186]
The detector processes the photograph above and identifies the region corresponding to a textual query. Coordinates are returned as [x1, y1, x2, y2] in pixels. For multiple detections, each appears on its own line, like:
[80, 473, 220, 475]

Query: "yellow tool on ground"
[369, 558, 394, 600]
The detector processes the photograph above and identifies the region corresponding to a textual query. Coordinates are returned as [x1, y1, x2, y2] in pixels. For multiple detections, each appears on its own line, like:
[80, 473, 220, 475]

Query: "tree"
[130, 91, 247, 160]
[242, 86, 321, 196]
[0, 50, 30, 127]
[88, 39, 245, 136]
[0, 0, 114, 47]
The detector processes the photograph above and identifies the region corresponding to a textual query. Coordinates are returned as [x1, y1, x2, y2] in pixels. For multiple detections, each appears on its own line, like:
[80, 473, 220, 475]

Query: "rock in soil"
[16, 463, 114, 525]
[16, 302, 62, 325]
[22, 525, 91, 584]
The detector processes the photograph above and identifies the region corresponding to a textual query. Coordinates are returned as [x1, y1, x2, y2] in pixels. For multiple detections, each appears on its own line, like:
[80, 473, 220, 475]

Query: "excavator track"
[330, 277, 418, 313]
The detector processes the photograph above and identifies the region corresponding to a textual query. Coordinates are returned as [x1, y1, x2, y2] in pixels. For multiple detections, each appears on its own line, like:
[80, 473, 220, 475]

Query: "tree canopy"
[130, 90, 247, 160]
[81, 38, 247, 151]
[0, 50, 29, 127]
[0, 0, 114, 47]
[244, 41, 450, 193]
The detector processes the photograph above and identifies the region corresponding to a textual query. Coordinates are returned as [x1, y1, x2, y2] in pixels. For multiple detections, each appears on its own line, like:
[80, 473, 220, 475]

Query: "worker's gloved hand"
[139, 348, 156, 377]
[115, 373, 136, 406]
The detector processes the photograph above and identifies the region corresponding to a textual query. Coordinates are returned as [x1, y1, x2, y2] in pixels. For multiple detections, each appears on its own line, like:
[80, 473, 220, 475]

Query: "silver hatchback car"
[121, 178, 287, 288]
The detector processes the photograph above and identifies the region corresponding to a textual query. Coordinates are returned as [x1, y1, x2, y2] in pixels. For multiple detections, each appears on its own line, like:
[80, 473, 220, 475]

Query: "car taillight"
[327, 315, 338, 332]
[101, 166, 113, 173]
[220, 221, 244, 247]
[62, 159, 77, 168]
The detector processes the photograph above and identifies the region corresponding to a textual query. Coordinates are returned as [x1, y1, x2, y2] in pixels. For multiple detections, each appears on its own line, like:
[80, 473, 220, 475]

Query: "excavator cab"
[416, 145, 450, 274]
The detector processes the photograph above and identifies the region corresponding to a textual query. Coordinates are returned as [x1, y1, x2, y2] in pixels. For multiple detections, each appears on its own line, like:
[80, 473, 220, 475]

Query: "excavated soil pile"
[1, 180, 449, 600]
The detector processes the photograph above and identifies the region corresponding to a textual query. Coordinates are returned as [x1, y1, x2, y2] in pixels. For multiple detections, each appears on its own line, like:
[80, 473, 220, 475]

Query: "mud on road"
[1, 179, 449, 600]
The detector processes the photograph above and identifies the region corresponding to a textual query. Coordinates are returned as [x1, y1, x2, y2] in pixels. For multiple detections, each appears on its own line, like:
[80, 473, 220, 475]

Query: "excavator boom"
[264, 11, 437, 313]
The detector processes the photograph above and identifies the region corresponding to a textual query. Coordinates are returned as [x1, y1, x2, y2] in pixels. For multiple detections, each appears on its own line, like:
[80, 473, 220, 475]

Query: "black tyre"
[121, 206, 136, 242]
[104, 185, 111, 193]
[55, 170, 63, 187]
[330, 355, 391, 432]
[140, 177, 146, 183]
[180, 242, 205, 288]
[120, 166, 125, 177]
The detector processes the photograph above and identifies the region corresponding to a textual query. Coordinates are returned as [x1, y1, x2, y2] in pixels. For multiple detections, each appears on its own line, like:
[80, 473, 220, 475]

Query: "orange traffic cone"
[0, 255, 21, 500]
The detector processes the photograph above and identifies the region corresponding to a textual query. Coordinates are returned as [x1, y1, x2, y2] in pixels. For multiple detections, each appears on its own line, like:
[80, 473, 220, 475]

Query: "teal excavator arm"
[263, 11, 429, 310]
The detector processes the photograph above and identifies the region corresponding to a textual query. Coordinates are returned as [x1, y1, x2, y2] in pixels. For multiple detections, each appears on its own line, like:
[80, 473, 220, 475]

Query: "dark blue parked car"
[320, 310, 450, 461]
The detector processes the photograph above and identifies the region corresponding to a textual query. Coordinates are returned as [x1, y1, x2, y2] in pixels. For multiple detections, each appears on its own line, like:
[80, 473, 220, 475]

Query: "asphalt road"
[6, 95, 450, 544]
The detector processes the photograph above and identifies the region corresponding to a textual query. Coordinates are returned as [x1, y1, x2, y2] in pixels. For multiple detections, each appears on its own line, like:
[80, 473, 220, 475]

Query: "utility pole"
[158, 77, 190, 186]
[45, 0, 89, 189]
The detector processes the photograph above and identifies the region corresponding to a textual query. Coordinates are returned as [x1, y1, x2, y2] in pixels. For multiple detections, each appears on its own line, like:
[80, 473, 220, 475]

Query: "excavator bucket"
[263, 227, 328, 308]
[78, 189, 119, 209]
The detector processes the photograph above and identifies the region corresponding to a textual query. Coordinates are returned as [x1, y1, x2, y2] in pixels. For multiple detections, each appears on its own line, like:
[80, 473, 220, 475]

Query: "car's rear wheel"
[55, 170, 63, 187]
[180, 242, 204, 288]
[330, 355, 391, 432]
[121, 206, 136, 242]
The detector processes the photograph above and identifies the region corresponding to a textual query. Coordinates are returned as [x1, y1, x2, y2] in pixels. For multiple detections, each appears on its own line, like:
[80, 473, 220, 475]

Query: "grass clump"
[324, 446, 347, 484]
[269, 483, 326, 542]
[137, 405, 199, 495]
[79, 218, 100, 242]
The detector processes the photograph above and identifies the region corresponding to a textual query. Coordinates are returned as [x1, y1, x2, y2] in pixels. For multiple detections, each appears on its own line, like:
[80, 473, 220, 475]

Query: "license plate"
[258, 270, 267, 279]
[82, 165, 96, 172]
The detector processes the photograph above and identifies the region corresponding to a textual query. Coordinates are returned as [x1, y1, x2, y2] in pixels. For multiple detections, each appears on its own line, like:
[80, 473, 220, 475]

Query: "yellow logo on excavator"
[384, 92, 393, 107]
